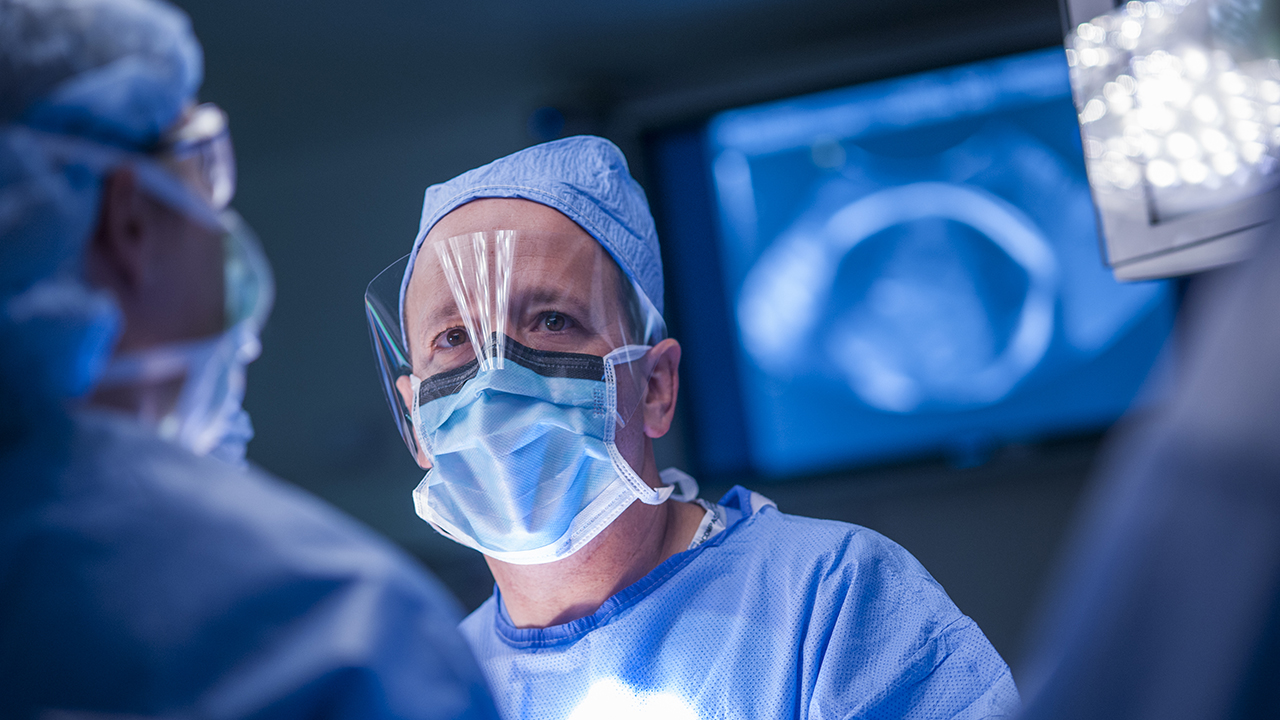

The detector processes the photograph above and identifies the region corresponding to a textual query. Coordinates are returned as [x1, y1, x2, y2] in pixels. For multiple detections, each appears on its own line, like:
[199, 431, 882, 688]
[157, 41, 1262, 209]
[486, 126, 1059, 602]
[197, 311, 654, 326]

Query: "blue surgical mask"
[409, 337, 692, 565]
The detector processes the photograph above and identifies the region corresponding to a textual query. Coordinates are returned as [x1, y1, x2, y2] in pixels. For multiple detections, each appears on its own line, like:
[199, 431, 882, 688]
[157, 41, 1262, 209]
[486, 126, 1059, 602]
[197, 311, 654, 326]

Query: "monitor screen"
[646, 47, 1176, 481]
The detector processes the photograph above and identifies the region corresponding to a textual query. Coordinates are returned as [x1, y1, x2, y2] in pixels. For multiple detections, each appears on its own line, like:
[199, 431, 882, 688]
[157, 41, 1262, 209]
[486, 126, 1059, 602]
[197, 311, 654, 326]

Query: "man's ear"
[83, 166, 149, 300]
[641, 338, 681, 439]
[395, 374, 433, 469]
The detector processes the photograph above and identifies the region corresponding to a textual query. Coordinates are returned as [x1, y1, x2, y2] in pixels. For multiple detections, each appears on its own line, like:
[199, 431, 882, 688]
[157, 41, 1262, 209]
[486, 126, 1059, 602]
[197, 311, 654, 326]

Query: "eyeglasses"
[153, 103, 236, 212]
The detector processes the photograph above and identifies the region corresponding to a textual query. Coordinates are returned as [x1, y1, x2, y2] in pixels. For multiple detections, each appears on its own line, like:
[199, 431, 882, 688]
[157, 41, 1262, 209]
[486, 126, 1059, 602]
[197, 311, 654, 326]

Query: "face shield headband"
[12, 102, 235, 231]
[366, 229, 682, 564]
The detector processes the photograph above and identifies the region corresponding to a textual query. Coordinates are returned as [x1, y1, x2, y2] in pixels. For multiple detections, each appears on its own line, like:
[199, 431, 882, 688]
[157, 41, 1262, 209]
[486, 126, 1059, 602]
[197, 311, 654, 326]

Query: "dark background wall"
[174, 0, 1105, 680]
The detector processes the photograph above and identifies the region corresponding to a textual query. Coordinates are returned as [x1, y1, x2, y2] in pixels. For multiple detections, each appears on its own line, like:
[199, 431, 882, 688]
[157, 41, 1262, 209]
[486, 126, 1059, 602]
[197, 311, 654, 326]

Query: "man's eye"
[436, 328, 469, 348]
[543, 312, 567, 332]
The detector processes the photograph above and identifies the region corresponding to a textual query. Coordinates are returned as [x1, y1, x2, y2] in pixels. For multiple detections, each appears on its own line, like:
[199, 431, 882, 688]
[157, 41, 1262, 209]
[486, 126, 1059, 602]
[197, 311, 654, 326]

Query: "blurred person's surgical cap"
[0, 0, 201, 148]
[0, 0, 203, 402]
[403, 135, 666, 319]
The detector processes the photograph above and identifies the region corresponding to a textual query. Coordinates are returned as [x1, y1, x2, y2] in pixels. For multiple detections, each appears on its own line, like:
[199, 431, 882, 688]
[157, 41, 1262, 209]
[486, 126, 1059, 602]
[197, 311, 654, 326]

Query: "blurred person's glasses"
[153, 103, 236, 212]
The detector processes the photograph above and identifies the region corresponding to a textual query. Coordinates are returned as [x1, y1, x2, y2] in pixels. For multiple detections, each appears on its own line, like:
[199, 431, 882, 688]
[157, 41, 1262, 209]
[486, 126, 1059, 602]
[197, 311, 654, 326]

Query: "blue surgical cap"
[0, 0, 202, 403]
[405, 136, 666, 317]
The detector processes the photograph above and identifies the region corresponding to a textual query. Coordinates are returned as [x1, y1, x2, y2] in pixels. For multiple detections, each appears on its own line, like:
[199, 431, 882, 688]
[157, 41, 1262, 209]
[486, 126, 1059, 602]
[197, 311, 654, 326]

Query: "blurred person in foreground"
[0, 1, 498, 718]
[365, 135, 1021, 719]
[1017, 0, 1280, 717]
[1017, 223, 1280, 720]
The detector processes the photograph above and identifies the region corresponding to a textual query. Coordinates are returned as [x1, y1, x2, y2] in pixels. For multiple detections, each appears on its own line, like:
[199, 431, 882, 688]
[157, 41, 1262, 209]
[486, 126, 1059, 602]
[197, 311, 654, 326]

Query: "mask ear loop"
[659, 467, 700, 503]
[409, 373, 431, 460]
[602, 344, 678, 506]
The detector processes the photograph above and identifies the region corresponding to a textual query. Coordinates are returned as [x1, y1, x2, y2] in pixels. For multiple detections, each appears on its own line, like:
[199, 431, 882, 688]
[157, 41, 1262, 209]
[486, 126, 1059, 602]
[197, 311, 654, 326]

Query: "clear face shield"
[1066, 0, 1280, 278]
[366, 229, 673, 564]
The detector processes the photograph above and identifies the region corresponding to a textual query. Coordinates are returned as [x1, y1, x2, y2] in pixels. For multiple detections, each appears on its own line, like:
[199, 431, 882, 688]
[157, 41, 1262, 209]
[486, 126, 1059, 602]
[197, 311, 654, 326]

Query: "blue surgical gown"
[461, 486, 1020, 720]
[0, 408, 499, 720]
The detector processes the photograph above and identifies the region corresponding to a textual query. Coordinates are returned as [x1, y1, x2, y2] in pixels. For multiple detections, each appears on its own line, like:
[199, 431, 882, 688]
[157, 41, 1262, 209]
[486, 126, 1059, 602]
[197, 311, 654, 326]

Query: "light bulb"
[1147, 159, 1178, 186]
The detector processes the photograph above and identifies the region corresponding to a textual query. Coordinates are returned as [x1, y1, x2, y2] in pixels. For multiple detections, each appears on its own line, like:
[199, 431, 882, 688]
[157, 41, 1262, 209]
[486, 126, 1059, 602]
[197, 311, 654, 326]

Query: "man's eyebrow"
[512, 286, 590, 308]
[410, 298, 462, 340]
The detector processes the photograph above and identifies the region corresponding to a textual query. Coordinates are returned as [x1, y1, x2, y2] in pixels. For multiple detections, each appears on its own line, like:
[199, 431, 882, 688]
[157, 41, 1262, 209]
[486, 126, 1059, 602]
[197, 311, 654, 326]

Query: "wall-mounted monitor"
[646, 46, 1176, 481]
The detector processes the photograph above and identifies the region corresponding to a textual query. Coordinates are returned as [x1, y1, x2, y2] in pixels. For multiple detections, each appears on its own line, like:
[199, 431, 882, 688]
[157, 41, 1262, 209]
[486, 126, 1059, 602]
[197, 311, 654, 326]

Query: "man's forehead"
[424, 198, 586, 240]
[413, 228, 607, 280]
[409, 262, 602, 306]
[406, 230, 622, 316]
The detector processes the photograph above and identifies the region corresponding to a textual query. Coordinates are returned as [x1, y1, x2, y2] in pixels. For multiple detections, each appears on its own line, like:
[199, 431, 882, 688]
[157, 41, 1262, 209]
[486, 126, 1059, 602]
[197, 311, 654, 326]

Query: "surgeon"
[0, 1, 498, 717]
[366, 135, 1021, 719]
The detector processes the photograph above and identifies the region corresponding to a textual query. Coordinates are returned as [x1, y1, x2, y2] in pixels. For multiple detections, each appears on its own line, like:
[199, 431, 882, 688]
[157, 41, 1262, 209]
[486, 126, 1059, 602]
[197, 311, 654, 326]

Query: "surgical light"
[1064, 0, 1280, 279]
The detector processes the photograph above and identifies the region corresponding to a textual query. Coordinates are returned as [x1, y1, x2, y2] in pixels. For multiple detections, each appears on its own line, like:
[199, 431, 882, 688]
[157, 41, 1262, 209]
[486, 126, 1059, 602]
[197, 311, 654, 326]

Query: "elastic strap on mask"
[97, 333, 224, 386]
[131, 159, 223, 231]
[659, 467, 700, 502]
[409, 373, 430, 457]
[17, 127, 223, 231]
[602, 343, 681, 506]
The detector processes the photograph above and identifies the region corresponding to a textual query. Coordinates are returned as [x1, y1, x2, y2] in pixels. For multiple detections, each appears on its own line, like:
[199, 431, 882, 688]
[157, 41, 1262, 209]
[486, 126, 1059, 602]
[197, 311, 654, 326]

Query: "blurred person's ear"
[84, 166, 224, 353]
[85, 167, 149, 299]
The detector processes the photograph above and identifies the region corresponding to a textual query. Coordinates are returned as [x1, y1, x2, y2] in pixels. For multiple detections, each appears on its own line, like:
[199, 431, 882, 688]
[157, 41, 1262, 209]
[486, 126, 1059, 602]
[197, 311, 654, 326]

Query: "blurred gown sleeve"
[1017, 226, 1280, 720]
[0, 411, 500, 720]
